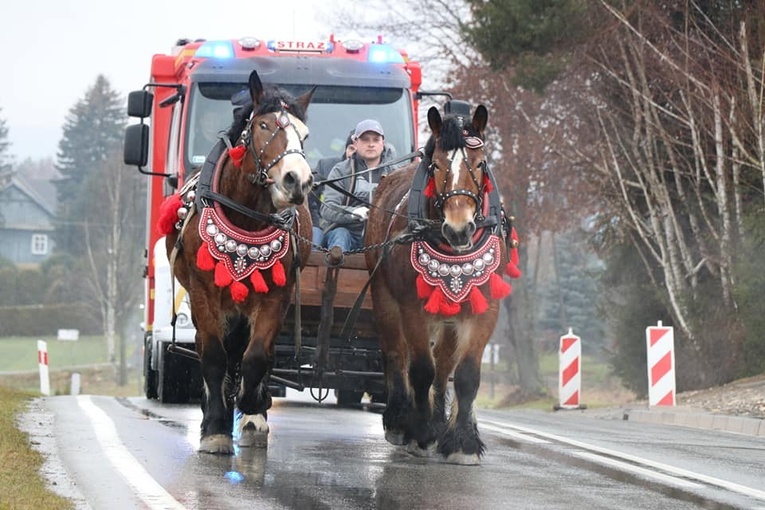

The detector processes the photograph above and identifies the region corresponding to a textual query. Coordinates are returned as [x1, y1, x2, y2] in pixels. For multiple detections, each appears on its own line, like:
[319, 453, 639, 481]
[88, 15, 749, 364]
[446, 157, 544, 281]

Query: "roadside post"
[37, 340, 50, 396]
[554, 328, 585, 410]
[646, 321, 676, 406]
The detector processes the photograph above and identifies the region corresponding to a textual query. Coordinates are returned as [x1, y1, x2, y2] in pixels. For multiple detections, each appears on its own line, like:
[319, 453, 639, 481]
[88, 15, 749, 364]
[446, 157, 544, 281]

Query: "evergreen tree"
[54, 76, 125, 255]
[539, 230, 606, 355]
[0, 108, 12, 182]
[462, 0, 592, 92]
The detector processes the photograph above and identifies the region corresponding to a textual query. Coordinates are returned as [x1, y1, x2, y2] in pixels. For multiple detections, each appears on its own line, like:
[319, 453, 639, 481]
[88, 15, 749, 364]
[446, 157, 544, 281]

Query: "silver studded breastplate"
[198, 206, 290, 281]
[410, 234, 502, 304]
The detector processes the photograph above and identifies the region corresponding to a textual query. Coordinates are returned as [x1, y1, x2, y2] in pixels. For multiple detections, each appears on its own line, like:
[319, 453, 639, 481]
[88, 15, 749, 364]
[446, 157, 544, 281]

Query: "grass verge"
[0, 387, 72, 510]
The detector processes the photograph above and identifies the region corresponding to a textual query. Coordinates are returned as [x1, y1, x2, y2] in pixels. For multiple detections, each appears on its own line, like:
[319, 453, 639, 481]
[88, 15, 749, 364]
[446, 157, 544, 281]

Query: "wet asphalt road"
[30, 392, 765, 510]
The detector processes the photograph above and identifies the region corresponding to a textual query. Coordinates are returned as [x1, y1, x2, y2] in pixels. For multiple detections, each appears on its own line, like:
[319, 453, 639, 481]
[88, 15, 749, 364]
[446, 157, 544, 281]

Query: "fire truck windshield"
[185, 83, 415, 172]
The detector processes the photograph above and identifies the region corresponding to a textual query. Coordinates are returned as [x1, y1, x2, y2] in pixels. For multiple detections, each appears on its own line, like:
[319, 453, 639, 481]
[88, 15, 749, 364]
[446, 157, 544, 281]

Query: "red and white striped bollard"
[554, 328, 584, 410]
[645, 321, 676, 406]
[37, 339, 50, 396]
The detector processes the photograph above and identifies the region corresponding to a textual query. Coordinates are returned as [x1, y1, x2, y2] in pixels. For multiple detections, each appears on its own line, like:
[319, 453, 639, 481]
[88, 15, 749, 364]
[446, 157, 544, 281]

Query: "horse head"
[425, 104, 489, 253]
[239, 70, 315, 209]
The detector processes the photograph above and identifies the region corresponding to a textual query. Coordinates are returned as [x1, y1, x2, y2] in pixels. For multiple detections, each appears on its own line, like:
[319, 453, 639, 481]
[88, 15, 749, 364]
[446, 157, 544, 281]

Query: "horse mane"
[226, 84, 309, 143]
[423, 114, 481, 160]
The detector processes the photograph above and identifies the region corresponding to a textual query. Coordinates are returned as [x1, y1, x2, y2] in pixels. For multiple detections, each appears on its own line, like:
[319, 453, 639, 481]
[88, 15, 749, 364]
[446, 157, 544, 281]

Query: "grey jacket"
[319, 144, 398, 235]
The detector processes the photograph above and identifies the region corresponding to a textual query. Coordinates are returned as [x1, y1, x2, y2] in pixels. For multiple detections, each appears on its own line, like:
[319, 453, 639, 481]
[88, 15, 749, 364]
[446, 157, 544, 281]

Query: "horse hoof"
[442, 452, 481, 466]
[405, 440, 436, 458]
[238, 414, 269, 447]
[384, 430, 406, 446]
[199, 434, 234, 454]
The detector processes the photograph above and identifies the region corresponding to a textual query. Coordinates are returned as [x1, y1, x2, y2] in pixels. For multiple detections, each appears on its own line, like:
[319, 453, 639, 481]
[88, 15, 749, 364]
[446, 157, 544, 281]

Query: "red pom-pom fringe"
[214, 261, 233, 287]
[196, 245, 216, 271]
[230, 280, 249, 302]
[424, 286, 444, 314]
[469, 286, 488, 314]
[505, 262, 522, 279]
[250, 269, 269, 293]
[416, 274, 433, 300]
[423, 178, 436, 198]
[272, 259, 287, 287]
[440, 298, 461, 316]
[157, 194, 183, 235]
[489, 273, 512, 300]
[229, 145, 246, 168]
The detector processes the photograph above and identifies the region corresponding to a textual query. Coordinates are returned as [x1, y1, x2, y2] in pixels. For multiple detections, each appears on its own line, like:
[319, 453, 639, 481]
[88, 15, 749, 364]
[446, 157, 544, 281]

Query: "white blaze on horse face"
[269, 112, 312, 208]
[442, 149, 477, 232]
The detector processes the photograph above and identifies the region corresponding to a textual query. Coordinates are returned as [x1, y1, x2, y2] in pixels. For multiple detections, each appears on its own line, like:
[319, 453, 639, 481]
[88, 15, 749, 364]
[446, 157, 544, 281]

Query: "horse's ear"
[472, 105, 488, 135]
[295, 86, 316, 112]
[427, 106, 442, 136]
[249, 70, 264, 105]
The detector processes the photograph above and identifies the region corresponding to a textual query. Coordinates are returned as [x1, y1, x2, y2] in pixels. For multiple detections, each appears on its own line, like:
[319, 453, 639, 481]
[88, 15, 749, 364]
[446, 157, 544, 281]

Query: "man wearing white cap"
[319, 119, 398, 252]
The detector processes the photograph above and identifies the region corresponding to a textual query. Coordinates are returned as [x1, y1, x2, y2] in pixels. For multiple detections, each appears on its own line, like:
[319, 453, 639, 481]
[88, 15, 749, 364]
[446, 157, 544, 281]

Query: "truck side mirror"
[128, 90, 153, 118]
[124, 124, 149, 167]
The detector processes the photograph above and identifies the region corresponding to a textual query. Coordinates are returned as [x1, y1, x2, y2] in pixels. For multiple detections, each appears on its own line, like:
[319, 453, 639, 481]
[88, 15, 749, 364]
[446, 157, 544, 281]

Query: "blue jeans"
[323, 227, 363, 252]
[312, 226, 324, 250]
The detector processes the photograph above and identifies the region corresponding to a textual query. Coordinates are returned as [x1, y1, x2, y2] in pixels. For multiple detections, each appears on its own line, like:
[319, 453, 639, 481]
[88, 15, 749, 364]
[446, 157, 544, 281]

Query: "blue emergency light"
[368, 44, 404, 64]
[195, 41, 235, 59]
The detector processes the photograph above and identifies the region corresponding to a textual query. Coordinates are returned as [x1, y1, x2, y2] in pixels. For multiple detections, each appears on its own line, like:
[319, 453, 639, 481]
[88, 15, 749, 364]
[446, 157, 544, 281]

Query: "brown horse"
[365, 105, 519, 465]
[158, 70, 314, 454]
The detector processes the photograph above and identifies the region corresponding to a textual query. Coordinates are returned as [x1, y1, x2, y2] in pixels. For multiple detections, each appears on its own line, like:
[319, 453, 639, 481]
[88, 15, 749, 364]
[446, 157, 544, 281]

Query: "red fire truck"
[124, 36, 425, 404]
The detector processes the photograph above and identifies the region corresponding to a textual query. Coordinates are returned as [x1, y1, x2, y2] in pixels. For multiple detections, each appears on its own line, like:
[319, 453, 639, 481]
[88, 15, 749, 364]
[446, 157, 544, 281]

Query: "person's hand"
[351, 206, 369, 220]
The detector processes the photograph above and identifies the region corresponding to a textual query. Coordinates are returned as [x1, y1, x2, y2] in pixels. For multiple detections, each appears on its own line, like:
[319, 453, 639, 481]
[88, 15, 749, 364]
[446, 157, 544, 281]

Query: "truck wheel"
[335, 390, 363, 407]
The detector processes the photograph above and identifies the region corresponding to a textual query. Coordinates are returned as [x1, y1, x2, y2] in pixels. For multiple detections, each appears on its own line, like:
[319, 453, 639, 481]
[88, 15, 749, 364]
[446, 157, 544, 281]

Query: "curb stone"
[623, 408, 765, 437]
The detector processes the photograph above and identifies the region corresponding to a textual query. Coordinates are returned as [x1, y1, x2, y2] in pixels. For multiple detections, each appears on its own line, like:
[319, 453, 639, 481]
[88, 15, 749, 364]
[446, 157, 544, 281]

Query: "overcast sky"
[0, 0, 351, 163]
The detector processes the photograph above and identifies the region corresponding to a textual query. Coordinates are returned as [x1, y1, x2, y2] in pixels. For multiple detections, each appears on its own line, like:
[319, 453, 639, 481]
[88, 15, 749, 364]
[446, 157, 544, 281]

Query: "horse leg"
[198, 331, 235, 454]
[236, 309, 280, 447]
[438, 321, 487, 465]
[401, 308, 438, 456]
[371, 284, 410, 446]
[431, 325, 459, 436]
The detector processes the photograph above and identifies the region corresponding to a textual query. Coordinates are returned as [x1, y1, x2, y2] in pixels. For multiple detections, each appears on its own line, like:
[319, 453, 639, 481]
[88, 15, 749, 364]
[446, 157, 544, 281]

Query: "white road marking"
[480, 421, 551, 444]
[485, 419, 765, 502]
[571, 451, 701, 489]
[77, 396, 186, 509]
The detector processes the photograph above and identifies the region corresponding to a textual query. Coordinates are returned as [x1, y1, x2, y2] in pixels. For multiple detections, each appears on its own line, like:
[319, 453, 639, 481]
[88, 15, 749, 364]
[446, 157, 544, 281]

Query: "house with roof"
[0, 171, 56, 266]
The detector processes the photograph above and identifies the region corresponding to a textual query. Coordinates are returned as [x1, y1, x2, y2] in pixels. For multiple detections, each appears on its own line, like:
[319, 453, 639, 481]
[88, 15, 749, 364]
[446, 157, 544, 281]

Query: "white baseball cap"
[353, 119, 384, 139]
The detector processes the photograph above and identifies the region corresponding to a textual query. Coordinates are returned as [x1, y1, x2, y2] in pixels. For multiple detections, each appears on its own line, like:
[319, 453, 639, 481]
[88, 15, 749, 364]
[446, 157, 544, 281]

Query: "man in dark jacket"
[309, 131, 354, 248]
[320, 119, 397, 252]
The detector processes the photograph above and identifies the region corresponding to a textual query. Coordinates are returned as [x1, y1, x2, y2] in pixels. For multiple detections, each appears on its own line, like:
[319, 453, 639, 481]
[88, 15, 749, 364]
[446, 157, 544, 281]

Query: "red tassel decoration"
[468, 287, 488, 314]
[489, 272, 512, 300]
[229, 280, 249, 303]
[440, 298, 461, 316]
[214, 261, 233, 287]
[196, 245, 215, 271]
[271, 259, 287, 287]
[250, 269, 269, 293]
[157, 194, 183, 235]
[416, 274, 433, 299]
[424, 287, 445, 314]
[423, 178, 436, 198]
[505, 262, 522, 279]
[483, 178, 493, 194]
[511, 228, 519, 265]
[228, 145, 246, 168]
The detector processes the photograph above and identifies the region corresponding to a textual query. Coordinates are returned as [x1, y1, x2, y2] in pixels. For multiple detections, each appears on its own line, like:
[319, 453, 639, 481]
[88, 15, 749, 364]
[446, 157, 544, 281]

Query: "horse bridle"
[429, 139, 487, 221]
[241, 104, 307, 187]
